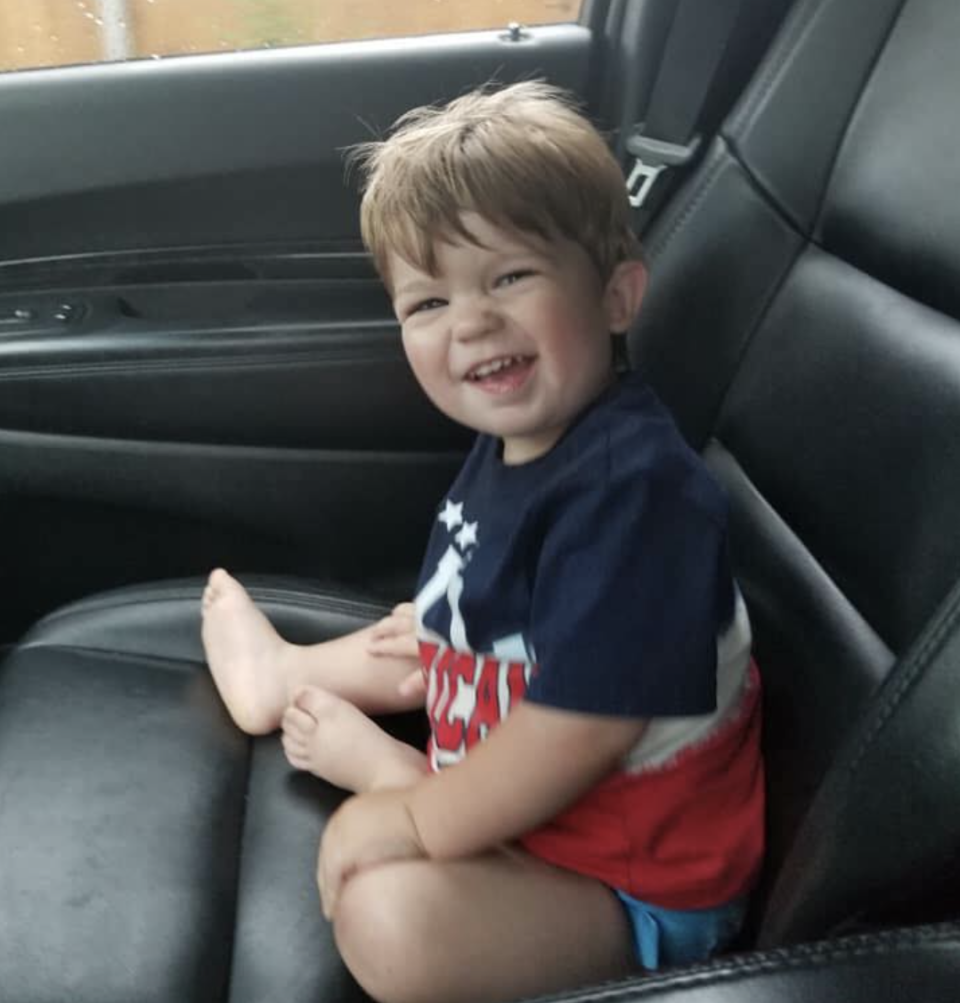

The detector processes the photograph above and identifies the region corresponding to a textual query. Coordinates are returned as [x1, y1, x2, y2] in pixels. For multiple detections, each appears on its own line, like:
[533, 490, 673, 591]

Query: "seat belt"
[625, 0, 746, 226]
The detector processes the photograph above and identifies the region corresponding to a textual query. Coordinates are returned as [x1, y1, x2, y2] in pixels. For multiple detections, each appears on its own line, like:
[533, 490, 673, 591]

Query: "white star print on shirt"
[455, 521, 478, 550]
[438, 500, 464, 531]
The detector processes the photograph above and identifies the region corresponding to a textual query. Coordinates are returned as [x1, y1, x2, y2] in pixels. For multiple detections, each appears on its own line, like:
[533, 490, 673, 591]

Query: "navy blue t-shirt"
[414, 372, 735, 719]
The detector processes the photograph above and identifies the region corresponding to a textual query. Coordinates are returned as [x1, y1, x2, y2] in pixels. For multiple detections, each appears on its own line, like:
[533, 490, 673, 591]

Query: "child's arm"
[410, 702, 646, 856]
[318, 703, 646, 916]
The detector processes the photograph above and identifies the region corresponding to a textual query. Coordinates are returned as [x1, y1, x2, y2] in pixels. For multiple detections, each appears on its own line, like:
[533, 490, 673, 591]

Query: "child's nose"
[451, 295, 501, 342]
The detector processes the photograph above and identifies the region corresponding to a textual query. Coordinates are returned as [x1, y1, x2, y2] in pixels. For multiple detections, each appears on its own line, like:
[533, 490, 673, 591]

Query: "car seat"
[1, 0, 959, 999]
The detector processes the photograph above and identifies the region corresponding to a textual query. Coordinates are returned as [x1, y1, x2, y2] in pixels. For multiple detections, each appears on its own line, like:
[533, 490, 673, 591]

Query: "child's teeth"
[473, 356, 523, 379]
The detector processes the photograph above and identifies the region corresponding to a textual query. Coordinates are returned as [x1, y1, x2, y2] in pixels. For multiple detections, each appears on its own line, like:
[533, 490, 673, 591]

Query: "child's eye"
[409, 297, 446, 316]
[496, 269, 535, 288]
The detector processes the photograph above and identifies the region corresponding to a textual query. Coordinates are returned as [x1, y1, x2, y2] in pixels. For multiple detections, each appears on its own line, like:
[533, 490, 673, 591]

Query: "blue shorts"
[615, 891, 746, 970]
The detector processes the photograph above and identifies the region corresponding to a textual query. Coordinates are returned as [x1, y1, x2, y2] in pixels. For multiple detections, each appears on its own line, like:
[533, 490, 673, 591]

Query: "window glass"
[0, 1, 582, 73]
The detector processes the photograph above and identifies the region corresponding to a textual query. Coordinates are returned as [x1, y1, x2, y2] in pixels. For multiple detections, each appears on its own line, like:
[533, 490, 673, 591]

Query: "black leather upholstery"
[2, 0, 960, 999]
[552, 924, 960, 1002]
[633, 0, 960, 953]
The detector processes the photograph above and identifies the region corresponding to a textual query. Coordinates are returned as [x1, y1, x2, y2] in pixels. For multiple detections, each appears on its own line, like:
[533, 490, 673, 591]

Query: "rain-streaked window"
[0, 1, 582, 73]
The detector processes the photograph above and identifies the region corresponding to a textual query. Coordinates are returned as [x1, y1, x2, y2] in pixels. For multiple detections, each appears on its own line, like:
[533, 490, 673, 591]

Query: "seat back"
[632, 0, 960, 946]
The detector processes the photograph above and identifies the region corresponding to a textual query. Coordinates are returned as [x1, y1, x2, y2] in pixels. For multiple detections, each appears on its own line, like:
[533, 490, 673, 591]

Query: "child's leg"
[330, 849, 637, 1003]
[282, 686, 427, 792]
[201, 569, 421, 735]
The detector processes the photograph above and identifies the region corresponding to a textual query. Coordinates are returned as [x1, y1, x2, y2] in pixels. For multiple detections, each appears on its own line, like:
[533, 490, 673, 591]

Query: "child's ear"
[603, 260, 648, 333]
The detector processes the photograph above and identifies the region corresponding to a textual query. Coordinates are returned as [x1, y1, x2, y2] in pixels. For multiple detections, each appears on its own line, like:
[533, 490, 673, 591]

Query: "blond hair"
[349, 81, 640, 289]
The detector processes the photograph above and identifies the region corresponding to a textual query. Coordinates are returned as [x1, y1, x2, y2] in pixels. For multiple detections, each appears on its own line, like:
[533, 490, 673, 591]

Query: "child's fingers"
[367, 633, 420, 659]
[368, 603, 417, 658]
[368, 617, 405, 643]
[398, 669, 427, 699]
[370, 610, 416, 639]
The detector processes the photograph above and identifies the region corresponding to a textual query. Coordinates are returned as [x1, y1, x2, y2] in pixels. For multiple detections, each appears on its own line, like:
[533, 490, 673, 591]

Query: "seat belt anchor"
[624, 130, 701, 209]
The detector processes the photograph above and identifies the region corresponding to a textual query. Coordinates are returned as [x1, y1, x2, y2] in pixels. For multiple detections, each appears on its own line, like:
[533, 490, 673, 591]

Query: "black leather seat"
[2, 0, 960, 999]
[635, 0, 960, 950]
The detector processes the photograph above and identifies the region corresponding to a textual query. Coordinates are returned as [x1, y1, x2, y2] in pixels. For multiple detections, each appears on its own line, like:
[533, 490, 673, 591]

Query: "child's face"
[390, 214, 645, 465]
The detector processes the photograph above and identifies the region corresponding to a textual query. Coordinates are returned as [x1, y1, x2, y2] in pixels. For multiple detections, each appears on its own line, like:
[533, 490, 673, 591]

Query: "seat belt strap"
[626, 0, 745, 211]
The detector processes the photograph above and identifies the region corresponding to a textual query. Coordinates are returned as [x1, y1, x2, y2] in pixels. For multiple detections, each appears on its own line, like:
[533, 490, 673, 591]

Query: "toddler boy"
[201, 81, 764, 1003]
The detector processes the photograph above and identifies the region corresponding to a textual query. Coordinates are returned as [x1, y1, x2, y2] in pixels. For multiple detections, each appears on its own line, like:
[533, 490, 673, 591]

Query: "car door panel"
[0, 247, 479, 638]
[0, 22, 600, 639]
[0, 25, 592, 261]
[0, 260, 462, 450]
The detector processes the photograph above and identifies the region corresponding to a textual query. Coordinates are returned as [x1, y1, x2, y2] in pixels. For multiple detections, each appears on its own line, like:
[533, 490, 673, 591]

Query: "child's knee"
[331, 864, 433, 1003]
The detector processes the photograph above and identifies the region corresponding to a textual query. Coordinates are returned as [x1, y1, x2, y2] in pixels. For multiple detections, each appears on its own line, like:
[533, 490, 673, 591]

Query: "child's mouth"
[465, 355, 534, 394]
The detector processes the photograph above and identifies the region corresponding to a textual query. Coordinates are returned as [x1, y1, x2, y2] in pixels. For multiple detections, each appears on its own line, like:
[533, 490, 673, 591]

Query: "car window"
[0, 0, 583, 73]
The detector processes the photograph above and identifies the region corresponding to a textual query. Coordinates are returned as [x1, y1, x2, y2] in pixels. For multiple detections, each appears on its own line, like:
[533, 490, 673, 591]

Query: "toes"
[208, 568, 235, 595]
[281, 714, 317, 772]
[203, 569, 227, 606]
[294, 685, 339, 721]
[282, 735, 308, 770]
[282, 704, 316, 739]
[281, 725, 301, 752]
[202, 569, 245, 612]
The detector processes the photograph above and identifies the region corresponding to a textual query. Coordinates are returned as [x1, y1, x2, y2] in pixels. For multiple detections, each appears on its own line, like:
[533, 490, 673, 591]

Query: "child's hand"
[367, 602, 418, 659]
[367, 602, 426, 701]
[317, 789, 426, 920]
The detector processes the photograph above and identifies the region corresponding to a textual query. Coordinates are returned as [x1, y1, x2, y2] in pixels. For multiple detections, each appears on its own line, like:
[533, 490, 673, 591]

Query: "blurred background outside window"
[0, 1, 581, 73]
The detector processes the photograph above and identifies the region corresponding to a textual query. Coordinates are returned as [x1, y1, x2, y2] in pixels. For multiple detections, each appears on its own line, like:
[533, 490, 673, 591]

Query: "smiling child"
[201, 81, 764, 1003]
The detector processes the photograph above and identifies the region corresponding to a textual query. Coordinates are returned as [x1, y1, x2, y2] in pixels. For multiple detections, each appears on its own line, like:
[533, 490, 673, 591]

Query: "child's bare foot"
[201, 568, 292, 735]
[281, 686, 426, 792]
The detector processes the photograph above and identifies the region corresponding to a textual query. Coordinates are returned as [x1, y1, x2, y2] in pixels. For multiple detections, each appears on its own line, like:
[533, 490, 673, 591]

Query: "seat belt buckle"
[624, 130, 701, 208]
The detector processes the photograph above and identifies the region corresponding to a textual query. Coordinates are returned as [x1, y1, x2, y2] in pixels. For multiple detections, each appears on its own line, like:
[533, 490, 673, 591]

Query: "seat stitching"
[646, 146, 728, 262]
[728, 0, 824, 135]
[704, 233, 805, 443]
[25, 590, 391, 648]
[808, 0, 910, 235]
[35, 587, 389, 620]
[705, 436, 894, 668]
[844, 579, 960, 777]
[14, 641, 205, 668]
[554, 922, 960, 1000]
